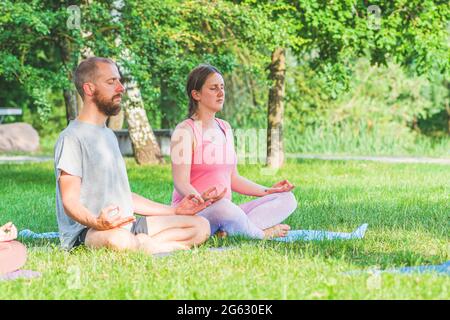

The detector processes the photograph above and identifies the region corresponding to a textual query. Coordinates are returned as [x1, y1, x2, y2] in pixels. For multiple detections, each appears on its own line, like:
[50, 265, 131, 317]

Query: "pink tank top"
[171, 118, 237, 206]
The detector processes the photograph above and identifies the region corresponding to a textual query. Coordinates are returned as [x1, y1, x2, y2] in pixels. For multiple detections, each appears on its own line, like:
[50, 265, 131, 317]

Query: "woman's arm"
[224, 119, 268, 197]
[227, 120, 294, 197]
[231, 168, 295, 197]
[171, 124, 202, 198]
[230, 166, 269, 197]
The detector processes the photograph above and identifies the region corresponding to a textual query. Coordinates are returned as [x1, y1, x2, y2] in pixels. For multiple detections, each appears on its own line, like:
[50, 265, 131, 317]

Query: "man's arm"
[59, 171, 134, 229]
[131, 193, 176, 216]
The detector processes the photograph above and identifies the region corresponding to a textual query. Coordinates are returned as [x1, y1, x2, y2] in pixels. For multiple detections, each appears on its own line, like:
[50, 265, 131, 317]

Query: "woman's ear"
[191, 89, 200, 102]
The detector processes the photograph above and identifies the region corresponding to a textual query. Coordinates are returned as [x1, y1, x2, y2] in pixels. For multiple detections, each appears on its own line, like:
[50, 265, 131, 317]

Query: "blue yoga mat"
[383, 261, 450, 275]
[271, 223, 368, 242]
[19, 229, 59, 239]
[346, 261, 450, 276]
[19, 224, 369, 242]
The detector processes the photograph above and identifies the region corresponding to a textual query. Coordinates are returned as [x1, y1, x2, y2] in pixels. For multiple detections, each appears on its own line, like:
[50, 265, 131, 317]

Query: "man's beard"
[93, 90, 122, 116]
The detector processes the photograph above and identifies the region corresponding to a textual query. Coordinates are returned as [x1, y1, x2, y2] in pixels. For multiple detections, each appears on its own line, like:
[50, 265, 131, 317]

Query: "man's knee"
[106, 231, 139, 251]
[193, 216, 211, 243]
[87, 229, 138, 251]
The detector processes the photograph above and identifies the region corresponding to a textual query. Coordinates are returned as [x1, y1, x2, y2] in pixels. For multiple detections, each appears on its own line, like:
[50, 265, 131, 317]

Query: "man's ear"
[83, 83, 95, 97]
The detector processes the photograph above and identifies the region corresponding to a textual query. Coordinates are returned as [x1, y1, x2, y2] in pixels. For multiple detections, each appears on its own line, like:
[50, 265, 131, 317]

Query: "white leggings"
[198, 192, 297, 239]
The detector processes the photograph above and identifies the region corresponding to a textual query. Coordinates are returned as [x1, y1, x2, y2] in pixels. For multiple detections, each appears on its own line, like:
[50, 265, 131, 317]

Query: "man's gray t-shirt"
[54, 120, 134, 250]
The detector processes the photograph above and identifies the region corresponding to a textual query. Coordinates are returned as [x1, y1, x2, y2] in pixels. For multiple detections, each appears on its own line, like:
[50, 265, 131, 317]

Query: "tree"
[267, 48, 286, 168]
[110, 0, 164, 164]
[119, 0, 273, 127]
[250, 0, 450, 168]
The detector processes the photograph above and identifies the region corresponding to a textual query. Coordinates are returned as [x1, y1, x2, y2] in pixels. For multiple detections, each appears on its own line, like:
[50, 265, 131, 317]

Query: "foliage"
[0, 0, 448, 155]
[0, 0, 72, 120]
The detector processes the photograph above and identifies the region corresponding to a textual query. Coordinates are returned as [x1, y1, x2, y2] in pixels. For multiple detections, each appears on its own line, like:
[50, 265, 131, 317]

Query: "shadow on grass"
[210, 235, 447, 269]
[20, 232, 448, 277]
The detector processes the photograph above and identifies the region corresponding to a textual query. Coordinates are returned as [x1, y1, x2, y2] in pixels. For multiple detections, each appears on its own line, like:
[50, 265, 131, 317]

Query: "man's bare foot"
[214, 230, 228, 239]
[263, 224, 290, 239]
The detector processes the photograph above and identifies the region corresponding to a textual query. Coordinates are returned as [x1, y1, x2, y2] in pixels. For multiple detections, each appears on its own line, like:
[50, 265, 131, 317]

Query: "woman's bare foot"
[214, 230, 228, 239]
[263, 224, 290, 239]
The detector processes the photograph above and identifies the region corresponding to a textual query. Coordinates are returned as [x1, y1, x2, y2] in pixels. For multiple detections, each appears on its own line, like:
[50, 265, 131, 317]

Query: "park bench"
[0, 108, 22, 124]
[114, 129, 173, 156]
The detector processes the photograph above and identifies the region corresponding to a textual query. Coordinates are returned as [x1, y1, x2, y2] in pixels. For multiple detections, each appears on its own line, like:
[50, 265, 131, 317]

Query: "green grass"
[0, 159, 449, 299]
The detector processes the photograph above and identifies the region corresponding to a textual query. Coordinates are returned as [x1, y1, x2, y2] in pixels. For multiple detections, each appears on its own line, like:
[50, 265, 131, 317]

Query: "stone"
[0, 122, 40, 153]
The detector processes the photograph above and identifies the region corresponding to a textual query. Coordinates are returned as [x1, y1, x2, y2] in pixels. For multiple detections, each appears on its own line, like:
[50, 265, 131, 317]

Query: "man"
[54, 57, 217, 254]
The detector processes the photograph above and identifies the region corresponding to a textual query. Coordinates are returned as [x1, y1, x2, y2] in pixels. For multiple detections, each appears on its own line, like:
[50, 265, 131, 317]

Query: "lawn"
[0, 159, 448, 299]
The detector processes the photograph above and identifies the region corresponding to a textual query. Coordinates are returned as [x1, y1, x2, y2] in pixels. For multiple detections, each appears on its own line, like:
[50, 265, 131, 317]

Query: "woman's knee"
[10, 241, 27, 260]
[209, 198, 233, 210]
[199, 198, 241, 222]
[213, 199, 245, 218]
[0, 241, 27, 273]
[278, 191, 298, 212]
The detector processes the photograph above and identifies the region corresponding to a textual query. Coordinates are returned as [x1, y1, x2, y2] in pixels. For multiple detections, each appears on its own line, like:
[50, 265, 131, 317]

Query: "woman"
[170, 64, 297, 239]
[0, 222, 27, 274]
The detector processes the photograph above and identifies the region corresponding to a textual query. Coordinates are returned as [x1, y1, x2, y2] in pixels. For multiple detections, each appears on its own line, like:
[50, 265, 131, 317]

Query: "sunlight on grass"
[0, 160, 448, 299]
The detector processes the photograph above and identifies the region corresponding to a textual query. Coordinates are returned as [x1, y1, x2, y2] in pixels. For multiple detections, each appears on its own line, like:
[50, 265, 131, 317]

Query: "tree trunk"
[123, 80, 164, 165]
[112, 0, 163, 164]
[107, 109, 125, 130]
[63, 90, 78, 124]
[446, 101, 450, 135]
[446, 80, 450, 134]
[60, 36, 79, 124]
[266, 48, 286, 169]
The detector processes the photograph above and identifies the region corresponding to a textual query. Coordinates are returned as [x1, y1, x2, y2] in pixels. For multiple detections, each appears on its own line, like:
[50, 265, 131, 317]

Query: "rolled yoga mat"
[18, 229, 59, 239]
[271, 223, 369, 242]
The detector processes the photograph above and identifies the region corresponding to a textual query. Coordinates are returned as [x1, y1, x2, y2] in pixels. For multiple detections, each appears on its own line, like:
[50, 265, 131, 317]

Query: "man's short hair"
[73, 57, 116, 98]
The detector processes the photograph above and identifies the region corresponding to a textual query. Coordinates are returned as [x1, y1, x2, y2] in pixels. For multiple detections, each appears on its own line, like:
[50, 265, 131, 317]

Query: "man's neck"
[77, 101, 107, 127]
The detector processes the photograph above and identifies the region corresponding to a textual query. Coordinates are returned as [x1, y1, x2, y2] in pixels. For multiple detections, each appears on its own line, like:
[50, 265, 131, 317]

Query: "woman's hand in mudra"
[0, 222, 18, 242]
[175, 194, 211, 215]
[201, 186, 227, 204]
[264, 180, 295, 195]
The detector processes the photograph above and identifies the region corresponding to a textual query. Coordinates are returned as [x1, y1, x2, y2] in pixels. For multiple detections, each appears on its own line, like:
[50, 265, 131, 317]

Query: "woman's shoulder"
[172, 119, 195, 138]
[174, 118, 194, 130]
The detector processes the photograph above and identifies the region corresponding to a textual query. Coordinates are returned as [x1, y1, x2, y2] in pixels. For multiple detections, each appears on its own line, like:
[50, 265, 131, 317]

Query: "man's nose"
[116, 81, 125, 93]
